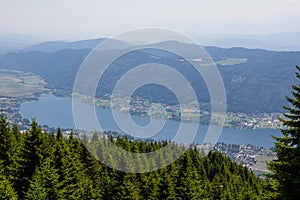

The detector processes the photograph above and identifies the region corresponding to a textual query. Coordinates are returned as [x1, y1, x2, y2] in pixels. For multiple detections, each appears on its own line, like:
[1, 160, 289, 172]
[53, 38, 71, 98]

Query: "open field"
[253, 156, 276, 173]
[216, 58, 247, 66]
[0, 69, 49, 98]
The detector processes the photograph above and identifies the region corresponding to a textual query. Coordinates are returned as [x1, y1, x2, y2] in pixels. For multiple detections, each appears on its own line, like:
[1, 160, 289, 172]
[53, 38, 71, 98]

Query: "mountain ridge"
[0, 41, 299, 114]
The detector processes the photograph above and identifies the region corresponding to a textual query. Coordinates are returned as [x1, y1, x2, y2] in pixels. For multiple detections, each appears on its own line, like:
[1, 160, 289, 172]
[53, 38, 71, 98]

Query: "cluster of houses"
[196, 142, 276, 173]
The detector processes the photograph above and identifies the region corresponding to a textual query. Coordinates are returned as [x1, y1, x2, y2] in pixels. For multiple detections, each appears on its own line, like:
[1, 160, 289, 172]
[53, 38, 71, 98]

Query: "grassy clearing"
[0, 69, 48, 98]
[253, 156, 276, 173]
[216, 58, 247, 66]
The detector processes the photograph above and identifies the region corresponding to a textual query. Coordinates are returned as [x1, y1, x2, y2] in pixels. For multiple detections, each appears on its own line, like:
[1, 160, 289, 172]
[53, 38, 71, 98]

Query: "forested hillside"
[0, 43, 299, 113]
[0, 117, 274, 199]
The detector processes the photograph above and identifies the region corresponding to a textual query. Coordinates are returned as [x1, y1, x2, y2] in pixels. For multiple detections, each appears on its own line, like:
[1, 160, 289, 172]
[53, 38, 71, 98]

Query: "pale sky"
[1, 0, 300, 40]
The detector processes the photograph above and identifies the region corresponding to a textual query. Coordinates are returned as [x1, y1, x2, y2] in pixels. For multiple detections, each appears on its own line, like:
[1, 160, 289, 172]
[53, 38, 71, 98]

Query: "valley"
[0, 42, 294, 130]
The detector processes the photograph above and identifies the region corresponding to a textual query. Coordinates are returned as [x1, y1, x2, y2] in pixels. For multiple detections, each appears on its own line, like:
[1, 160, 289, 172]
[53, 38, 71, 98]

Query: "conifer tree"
[54, 129, 94, 199]
[269, 65, 300, 199]
[25, 157, 61, 200]
[16, 120, 50, 198]
[0, 161, 18, 200]
[0, 175, 18, 200]
[117, 173, 141, 200]
[0, 116, 20, 180]
[158, 164, 177, 199]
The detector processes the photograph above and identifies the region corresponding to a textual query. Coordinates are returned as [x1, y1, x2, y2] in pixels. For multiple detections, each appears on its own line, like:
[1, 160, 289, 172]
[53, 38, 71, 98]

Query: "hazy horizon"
[1, 0, 300, 41]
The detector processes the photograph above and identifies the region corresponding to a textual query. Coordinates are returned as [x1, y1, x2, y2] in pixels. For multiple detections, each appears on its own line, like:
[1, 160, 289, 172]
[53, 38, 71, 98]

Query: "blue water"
[19, 94, 281, 148]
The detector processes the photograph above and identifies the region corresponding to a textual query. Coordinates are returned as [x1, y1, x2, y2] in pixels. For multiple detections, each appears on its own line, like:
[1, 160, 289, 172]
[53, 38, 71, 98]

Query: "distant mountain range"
[1, 31, 299, 55]
[198, 32, 300, 51]
[18, 32, 300, 52]
[0, 39, 299, 114]
[21, 38, 106, 53]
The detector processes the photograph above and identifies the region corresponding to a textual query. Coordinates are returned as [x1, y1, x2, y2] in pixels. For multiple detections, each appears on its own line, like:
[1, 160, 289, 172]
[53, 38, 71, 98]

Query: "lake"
[19, 94, 281, 148]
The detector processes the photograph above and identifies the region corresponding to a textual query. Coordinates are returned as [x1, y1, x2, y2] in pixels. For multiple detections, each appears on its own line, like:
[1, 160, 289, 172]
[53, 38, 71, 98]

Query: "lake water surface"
[20, 94, 281, 148]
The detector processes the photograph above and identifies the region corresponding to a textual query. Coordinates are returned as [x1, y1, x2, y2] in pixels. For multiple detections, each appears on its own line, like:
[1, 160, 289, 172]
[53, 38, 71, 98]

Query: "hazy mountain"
[0, 34, 41, 55]
[21, 38, 130, 53]
[198, 32, 300, 51]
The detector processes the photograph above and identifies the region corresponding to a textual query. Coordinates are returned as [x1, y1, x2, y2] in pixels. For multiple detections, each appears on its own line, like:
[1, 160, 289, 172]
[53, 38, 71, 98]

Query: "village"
[1, 94, 283, 131]
[196, 142, 276, 176]
[97, 96, 283, 129]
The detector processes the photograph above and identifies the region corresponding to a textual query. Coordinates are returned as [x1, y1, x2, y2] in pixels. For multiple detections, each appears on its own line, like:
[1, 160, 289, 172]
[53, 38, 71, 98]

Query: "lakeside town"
[76, 94, 284, 129]
[1, 94, 284, 131]
[196, 142, 276, 176]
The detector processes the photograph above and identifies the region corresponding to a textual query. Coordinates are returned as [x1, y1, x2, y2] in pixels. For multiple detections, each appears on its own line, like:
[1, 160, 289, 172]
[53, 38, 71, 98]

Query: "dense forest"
[0, 117, 275, 199]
